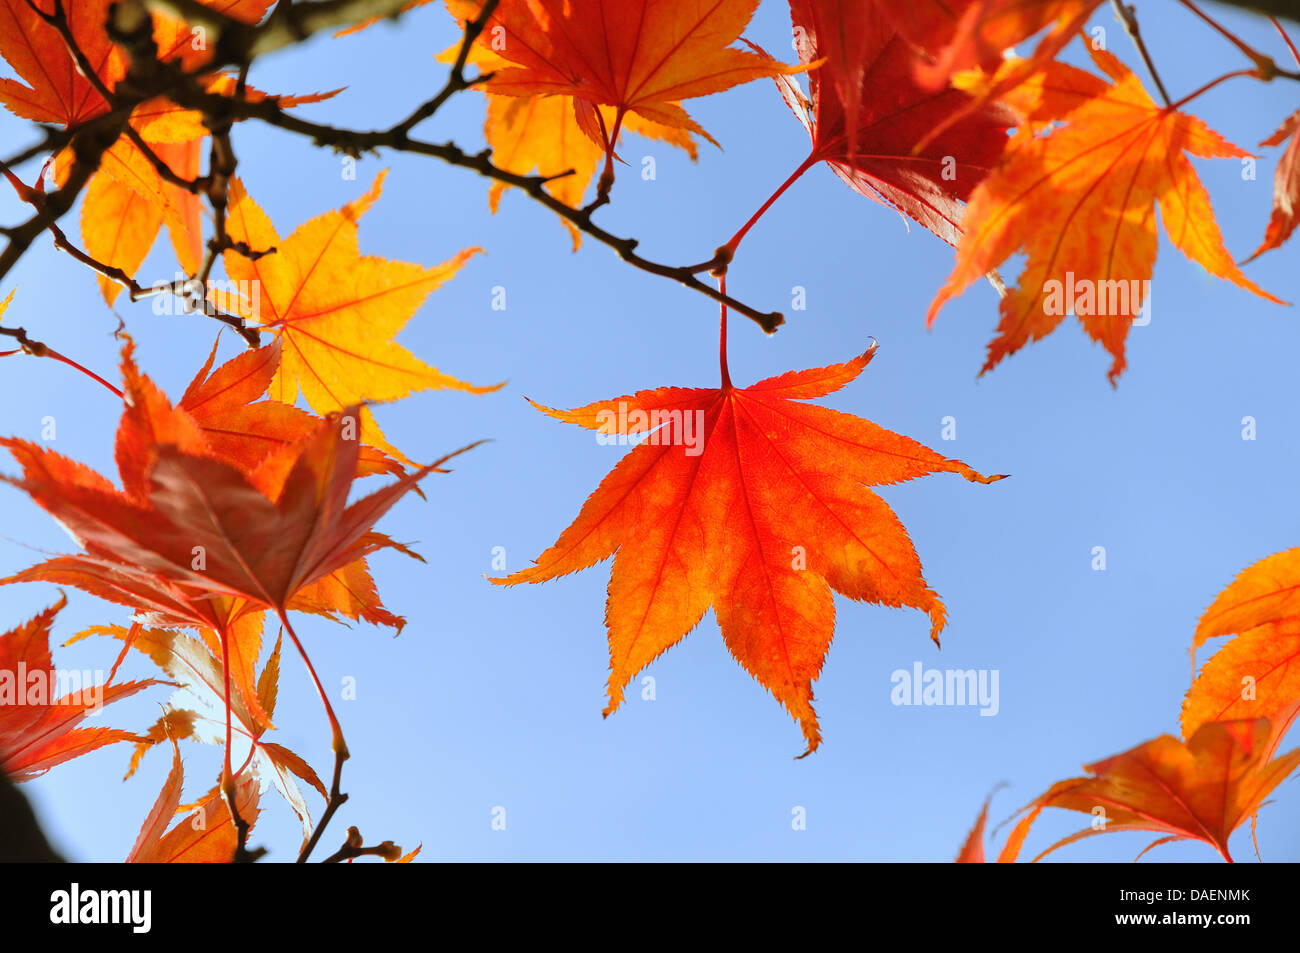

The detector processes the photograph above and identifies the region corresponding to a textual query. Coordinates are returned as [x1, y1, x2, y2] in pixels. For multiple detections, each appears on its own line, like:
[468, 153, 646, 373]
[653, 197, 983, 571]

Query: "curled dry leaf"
[1246, 108, 1300, 262]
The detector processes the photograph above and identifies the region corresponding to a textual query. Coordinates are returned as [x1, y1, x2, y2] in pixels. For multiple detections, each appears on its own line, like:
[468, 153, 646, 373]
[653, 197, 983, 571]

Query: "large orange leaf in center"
[492, 338, 1004, 753]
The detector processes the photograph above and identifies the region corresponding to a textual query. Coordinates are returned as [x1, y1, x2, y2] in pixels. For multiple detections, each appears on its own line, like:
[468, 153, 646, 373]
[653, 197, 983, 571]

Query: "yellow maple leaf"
[220, 171, 501, 427]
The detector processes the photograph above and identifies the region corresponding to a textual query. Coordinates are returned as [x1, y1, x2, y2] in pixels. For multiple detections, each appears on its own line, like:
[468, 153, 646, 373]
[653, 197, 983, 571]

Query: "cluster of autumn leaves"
[447, 0, 1298, 382]
[0, 326, 452, 859]
[959, 548, 1300, 862]
[0, 0, 1298, 861]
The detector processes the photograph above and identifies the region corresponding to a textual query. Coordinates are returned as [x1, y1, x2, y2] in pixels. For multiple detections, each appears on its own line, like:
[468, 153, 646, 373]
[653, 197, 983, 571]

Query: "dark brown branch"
[231, 809, 267, 862]
[54, 225, 264, 346]
[0, 123, 120, 288]
[1, 127, 70, 171]
[208, 96, 784, 332]
[1209, 0, 1300, 25]
[321, 826, 402, 864]
[389, 0, 499, 137]
[1, 154, 264, 346]
[297, 744, 349, 863]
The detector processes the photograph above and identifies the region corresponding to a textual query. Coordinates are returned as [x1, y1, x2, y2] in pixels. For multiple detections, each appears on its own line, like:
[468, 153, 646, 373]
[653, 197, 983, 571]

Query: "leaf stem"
[584, 106, 625, 217]
[276, 608, 350, 863]
[719, 155, 817, 267]
[1168, 69, 1258, 111]
[1179, 0, 1300, 79]
[719, 274, 731, 390]
[217, 622, 256, 862]
[1272, 17, 1300, 68]
[0, 326, 123, 397]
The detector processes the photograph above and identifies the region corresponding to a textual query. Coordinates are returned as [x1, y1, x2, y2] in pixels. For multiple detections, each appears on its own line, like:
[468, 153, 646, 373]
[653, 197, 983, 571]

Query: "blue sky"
[3, 1, 1299, 862]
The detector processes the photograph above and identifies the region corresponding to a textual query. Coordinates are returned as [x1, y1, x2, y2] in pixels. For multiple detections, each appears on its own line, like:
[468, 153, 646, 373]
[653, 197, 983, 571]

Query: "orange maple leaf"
[1246, 108, 1300, 261]
[0, 0, 122, 127]
[451, 0, 801, 156]
[127, 737, 261, 863]
[1185, 547, 1300, 762]
[0, 596, 154, 781]
[445, 40, 698, 248]
[492, 311, 1004, 754]
[1019, 719, 1300, 862]
[2, 342, 434, 633]
[176, 339, 416, 633]
[927, 46, 1284, 384]
[955, 787, 1040, 863]
[2, 340, 473, 790]
[885, 0, 1104, 95]
[2, 401, 448, 631]
[80, 172, 167, 305]
[179, 336, 409, 487]
[78, 623, 326, 845]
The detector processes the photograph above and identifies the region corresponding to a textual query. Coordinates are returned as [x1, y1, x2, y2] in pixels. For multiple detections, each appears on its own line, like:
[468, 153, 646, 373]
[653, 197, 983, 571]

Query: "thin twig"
[1111, 1, 1172, 106]
[320, 826, 402, 863]
[202, 94, 785, 332]
[298, 745, 349, 862]
[1168, 69, 1260, 111]
[1274, 17, 1300, 68]
[1179, 0, 1300, 81]
[389, 0, 499, 138]
[0, 325, 124, 397]
[1, 158, 264, 345]
[29, 0, 206, 193]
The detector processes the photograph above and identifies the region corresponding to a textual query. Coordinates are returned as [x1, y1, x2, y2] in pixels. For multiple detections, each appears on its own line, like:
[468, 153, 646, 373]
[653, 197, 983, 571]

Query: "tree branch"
[210, 94, 785, 332]
[389, 0, 499, 137]
[1112, 1, 1172, 106]
[320, 826, 402, 863]
[1208, 0, 1300, 25]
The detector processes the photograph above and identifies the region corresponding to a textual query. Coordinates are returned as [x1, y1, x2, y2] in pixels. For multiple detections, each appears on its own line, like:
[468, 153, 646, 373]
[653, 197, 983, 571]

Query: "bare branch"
[210, 95, 785, 332]
[389, 0, 499, 137]
[320, 826, 402, 864]
[1112, 1, 1172, 106]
